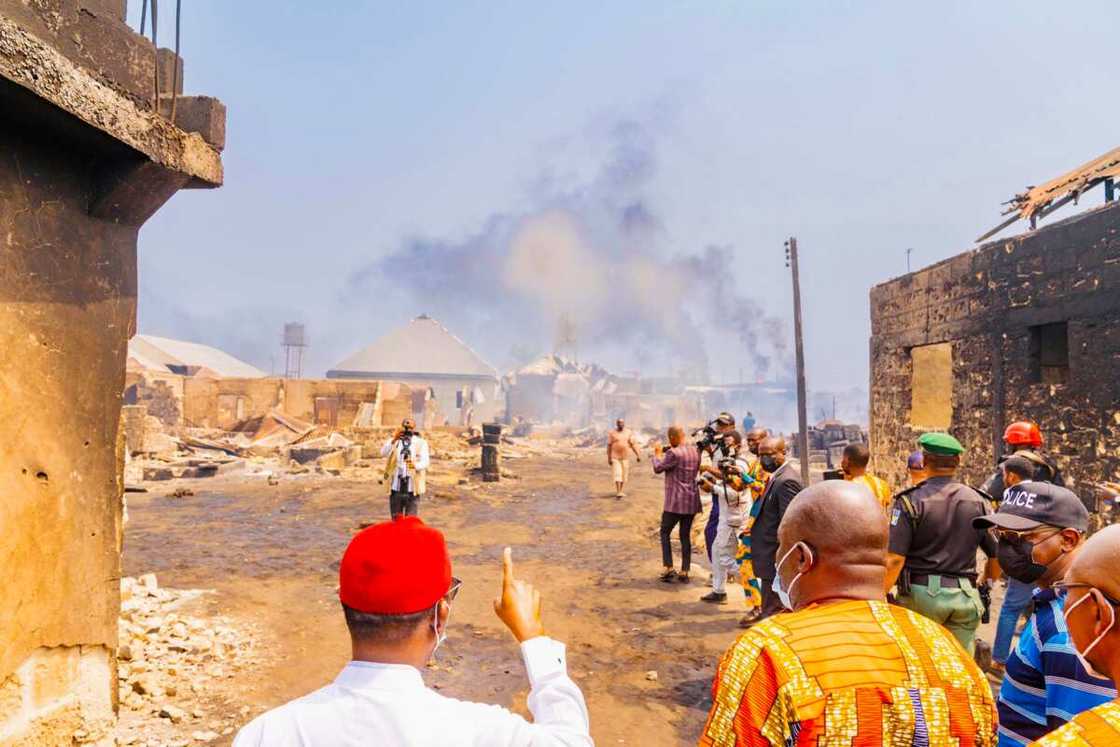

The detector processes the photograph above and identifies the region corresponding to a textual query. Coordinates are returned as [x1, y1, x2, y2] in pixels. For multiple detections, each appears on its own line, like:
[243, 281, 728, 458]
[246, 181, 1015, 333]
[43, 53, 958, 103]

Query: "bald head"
[779, 481, 887, 560]
[774, 481, 888, 610]
[1068, 525, 1120, 599]
[667, 426, 684, 447]
[745, 427, 767, 455]
[759, 436, 785, 455]
[1063, 524, 1120, 682]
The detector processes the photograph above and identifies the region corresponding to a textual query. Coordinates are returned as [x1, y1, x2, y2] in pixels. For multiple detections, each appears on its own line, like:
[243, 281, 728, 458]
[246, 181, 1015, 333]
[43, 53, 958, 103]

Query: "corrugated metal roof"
[129, 335, 266, 378]
[978, 144, 1120, 241]
[328, 316, 498, 380]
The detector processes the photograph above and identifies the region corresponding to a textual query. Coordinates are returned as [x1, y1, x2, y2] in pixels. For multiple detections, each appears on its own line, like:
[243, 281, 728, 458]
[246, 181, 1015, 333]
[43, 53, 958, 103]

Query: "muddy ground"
[123, 449, 745, 745]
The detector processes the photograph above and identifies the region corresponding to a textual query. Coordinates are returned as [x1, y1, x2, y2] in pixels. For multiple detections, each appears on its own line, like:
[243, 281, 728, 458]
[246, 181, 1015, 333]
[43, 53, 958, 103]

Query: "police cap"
[972, 481, 1089, 532]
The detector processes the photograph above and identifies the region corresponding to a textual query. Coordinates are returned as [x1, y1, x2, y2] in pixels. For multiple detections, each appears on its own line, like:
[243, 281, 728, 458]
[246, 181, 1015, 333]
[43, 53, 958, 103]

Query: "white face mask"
[771, 541, 812, 611]
[1063, 590, 1116, 680]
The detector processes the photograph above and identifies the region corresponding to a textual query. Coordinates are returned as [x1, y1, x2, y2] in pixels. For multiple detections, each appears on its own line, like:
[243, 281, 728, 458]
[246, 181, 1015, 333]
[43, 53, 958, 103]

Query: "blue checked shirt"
[996, 587, 1117, 746]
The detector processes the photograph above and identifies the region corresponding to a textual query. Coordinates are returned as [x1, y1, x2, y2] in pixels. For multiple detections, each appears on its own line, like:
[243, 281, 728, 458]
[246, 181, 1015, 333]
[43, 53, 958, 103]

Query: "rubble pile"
[114, 574, 258, 746]
[126, 413, 570, 495]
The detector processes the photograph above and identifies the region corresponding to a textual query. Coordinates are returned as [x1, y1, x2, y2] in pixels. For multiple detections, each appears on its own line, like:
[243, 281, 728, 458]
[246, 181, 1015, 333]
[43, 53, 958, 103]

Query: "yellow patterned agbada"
[699, 599, 997, 746]
[1029, 701, 1120, 746]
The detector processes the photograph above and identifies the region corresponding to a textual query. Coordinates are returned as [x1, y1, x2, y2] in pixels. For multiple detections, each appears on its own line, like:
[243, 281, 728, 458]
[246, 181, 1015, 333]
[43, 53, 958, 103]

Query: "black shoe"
[738, 609, 762, 628]
[700, 592, 728, 604]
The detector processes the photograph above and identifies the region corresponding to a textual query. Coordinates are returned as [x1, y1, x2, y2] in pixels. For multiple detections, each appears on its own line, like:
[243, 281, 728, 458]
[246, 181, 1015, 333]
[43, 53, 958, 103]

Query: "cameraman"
[380, 417, 431, 519]
[697, 412, 737, 565]
[698, 431, 749, 604]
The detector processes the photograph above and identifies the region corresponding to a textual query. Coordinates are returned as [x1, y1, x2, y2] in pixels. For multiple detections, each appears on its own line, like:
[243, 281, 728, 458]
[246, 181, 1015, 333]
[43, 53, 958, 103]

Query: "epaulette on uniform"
[890, 483, 923, 530]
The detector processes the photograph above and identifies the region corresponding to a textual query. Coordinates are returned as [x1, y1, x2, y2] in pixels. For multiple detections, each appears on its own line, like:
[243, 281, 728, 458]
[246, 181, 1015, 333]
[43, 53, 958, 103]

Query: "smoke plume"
[343, 118, 791, 381]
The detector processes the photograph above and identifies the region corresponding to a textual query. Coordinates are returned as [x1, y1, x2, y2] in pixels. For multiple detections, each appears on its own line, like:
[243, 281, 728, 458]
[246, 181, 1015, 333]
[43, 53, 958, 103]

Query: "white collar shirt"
[232, 637, 591, 747]
[379, 435, 431, 493]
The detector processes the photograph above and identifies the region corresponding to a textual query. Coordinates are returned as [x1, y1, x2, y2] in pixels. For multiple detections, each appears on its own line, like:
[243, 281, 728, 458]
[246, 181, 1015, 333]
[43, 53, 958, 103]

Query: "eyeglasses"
[445, 577, 463, 603]
[996, 527, 1061, 543]
[1053, 581, 1120, 606]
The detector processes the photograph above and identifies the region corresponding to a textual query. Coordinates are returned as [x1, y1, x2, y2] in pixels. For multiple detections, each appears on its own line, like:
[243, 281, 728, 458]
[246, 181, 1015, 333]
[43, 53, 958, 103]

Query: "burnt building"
[0, 2, 225, 742]
[869, 197, 1120, 499]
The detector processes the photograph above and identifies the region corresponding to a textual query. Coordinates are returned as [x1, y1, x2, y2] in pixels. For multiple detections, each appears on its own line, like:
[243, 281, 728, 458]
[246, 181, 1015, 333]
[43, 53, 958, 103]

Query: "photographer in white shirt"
[380, 417, 430, 518]
[697, 431, 750, 604]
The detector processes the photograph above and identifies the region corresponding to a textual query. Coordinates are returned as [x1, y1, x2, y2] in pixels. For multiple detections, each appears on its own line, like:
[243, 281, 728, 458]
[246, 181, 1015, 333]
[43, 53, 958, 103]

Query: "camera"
[399, 425, 415, 463]
[692, 420, 721, 450]
[717, 456, 743, 481]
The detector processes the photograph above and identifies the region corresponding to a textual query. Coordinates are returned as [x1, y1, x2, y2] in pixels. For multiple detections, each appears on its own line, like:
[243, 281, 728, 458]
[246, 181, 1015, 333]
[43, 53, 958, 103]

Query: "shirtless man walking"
[608, 418, 641, 499]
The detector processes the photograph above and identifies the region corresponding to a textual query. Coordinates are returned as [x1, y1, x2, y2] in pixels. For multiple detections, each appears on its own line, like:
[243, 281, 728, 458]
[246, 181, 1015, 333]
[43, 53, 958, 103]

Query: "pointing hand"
[493, 547, 545, 643]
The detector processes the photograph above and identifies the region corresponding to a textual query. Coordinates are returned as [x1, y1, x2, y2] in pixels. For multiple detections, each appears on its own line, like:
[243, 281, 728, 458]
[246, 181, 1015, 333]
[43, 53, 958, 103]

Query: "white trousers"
[712, 521, 740, 593]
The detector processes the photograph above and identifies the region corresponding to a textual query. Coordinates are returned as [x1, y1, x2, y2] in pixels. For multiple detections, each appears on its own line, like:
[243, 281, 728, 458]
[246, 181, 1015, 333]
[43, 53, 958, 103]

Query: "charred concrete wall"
[125, 368, 185, 426]
[179, 377, 413, 430]
[869, 201, 1120, 498]
[0, 1, 225, 742]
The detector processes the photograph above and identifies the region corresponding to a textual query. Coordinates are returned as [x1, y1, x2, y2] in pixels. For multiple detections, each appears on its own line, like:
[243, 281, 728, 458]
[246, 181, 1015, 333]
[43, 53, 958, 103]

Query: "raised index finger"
[501, 546, 515, 590]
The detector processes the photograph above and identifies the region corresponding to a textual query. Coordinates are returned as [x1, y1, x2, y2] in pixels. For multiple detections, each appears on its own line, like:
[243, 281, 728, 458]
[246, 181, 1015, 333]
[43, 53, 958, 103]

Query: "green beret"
[918, 432, 964, 456]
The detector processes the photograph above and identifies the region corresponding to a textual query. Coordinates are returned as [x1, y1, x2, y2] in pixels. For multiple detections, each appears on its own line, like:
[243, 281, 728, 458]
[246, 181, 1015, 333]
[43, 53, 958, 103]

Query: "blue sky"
[132, 1, 1120, 397]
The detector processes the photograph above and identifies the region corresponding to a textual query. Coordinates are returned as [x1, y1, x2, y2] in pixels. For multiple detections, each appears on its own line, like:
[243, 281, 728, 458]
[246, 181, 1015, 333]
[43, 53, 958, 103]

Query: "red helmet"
[1003, 421, 1042, 448]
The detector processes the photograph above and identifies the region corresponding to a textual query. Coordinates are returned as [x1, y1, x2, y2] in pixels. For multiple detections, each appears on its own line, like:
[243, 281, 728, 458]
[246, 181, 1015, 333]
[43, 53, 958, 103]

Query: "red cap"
[339, 517, 452, 614]
[1004, 421, 1042, 448]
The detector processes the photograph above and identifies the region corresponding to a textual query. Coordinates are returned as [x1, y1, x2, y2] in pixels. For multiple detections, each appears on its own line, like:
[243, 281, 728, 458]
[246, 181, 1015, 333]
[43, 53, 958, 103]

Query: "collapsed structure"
[126, 334, 411, 430]
[870, 193, 1120, 498]
[0, 2, 226, 742]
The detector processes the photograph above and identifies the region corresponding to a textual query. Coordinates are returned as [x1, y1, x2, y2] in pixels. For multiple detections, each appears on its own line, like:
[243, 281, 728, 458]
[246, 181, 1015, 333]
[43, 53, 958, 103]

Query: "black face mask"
[996, 535, 1050, 584]
[759, 455, 780, 473]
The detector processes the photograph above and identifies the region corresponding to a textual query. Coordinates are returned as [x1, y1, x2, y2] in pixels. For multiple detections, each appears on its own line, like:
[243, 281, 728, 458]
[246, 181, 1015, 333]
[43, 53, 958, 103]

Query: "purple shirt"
[652, 444, 701, 514]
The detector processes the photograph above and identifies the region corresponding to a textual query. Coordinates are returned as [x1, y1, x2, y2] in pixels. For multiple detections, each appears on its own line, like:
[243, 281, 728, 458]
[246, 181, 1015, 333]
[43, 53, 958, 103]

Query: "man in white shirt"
[698, 432, 749, 604]
[233, 517, 592, 746]
[380, 417, 431, 518]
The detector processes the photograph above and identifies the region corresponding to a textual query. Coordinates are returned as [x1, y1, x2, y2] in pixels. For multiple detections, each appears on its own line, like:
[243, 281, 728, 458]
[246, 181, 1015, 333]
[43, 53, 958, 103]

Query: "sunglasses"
[1053, 581, 1120, 606]
[445, 577, 463, 603]
[995, 527, 1061, 543]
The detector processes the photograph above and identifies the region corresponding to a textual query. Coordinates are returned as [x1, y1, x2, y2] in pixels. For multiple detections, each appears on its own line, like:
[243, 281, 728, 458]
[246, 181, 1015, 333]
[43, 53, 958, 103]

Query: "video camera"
[692, 419, 723, 451]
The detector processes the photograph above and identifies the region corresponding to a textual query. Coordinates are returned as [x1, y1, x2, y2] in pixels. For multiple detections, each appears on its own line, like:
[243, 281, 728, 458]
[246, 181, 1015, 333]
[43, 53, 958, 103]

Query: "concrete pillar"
[0, 3, 225, 742]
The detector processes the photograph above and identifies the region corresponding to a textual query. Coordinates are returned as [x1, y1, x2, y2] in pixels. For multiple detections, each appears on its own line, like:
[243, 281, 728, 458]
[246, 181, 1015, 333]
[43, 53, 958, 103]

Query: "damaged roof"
[978, 144, 1120, 241]
[129, 335, 266, 378]
[327, 316, 498, 380]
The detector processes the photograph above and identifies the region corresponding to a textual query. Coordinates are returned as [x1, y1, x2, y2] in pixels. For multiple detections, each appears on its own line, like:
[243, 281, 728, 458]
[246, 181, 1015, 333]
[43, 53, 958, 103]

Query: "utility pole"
[785, 237, 811, 487]
[906, 247, 913, 273]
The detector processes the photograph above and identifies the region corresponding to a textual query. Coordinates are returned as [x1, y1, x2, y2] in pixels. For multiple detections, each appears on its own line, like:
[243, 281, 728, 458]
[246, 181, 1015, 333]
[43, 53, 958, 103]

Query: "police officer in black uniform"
[885, 432, 999, 654]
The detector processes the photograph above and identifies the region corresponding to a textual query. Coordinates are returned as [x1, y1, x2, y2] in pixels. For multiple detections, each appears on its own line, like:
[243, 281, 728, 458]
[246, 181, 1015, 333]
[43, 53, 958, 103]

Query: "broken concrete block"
[316, 451, 349, 471]
[171, 96, 226, 151]
[158, 704, 186, 723]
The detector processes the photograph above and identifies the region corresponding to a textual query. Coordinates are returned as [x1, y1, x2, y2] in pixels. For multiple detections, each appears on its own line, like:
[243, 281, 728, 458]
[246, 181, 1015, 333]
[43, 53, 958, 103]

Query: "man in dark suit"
[750, 436, 805, 619]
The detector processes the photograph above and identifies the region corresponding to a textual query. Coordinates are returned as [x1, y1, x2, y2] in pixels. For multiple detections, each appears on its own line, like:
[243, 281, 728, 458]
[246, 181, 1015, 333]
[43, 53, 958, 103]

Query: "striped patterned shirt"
[997, 588, 1117, 746]
[652, 444, 701, 515]
[700, 599, 997, 746]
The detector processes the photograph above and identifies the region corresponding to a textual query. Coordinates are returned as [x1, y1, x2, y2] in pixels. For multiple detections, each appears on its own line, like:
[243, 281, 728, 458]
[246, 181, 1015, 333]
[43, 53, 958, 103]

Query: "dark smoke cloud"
[342, 118, 791, 381]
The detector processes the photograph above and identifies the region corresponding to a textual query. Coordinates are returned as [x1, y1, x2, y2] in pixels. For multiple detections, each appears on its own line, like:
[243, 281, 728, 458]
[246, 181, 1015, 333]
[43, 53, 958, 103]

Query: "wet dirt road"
[124, 451, 745, 745]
